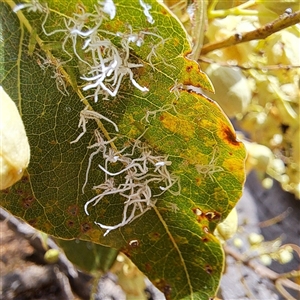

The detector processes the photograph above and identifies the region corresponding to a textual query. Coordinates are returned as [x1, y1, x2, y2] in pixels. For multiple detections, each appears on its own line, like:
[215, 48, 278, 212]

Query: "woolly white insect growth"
[71, 106, 119, 144]
[146, 37, 175, 71]
[80, 32, 149, 101]
[40, 3, 152, 101]
[116, 25, 145, 47]
[41, 6, 103, 63]
[35, 53, 69, 95]
[83, 135, 180, 236]
[13, 0, 46, 13]
[99, 0, 116, 19]
[195, 147, 224, 181]
[170, 80, 184, 99]
[82, 130, 117, 193]
[117, 27, 171, 72]
[51, 68, 69, 96]
[167, 203, 180, 213]
[139, 0, 155, 24]
[142, 103, 178, 123]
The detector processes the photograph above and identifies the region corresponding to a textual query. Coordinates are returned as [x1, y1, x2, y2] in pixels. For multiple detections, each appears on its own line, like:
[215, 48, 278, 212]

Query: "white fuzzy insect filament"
[83, 133, 180, 236]
[195, 147, 224, 181]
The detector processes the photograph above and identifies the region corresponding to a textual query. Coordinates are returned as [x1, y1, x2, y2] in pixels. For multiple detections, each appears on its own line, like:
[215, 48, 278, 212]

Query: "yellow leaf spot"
[160, 112, 195, 140]
[180, 146, 208, 165]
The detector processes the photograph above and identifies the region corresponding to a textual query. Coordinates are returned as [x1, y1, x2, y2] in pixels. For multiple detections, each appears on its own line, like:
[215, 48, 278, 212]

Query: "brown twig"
[258, 207, 293, 228]
[201, 10, 300, 55]
[199, 56, 300, 71]
[189, 0, 207, 61]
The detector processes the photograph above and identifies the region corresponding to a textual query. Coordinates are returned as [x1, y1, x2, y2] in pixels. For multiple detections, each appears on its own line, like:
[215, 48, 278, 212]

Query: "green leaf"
[56, 238, 119, 273]
[0, 1, 246, 299]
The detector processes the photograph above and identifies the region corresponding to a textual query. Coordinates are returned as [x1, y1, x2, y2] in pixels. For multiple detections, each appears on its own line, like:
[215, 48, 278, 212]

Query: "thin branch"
[207, 0, 258, 18]
[276, 279, 299, 300]
[201, 10, 300, 55]
[258, 207, 293, 228]
[199, 56, 300, 71]
[189, 0, 207, 61]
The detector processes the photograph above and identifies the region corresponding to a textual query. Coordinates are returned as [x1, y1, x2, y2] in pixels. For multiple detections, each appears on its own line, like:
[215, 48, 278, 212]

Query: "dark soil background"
[1, 172, 299, 300]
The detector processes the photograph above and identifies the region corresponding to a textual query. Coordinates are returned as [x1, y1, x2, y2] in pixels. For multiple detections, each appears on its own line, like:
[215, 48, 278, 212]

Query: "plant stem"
[199, 56, 300, 71]
[189, 0, 207, 61]
[201, 10, 300, 55]
[207, 0, 258, 18]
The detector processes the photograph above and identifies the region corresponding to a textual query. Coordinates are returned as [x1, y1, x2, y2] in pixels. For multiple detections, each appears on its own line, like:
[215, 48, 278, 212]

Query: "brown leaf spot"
[205, 264, 213, 274]
[145, 262, 152, 273]
[220, 124, 240, 146]
[159, 114, 165, 121]
[16, 189, 25, 196]
[2, 188, 10, 194]
[28, 219, 37, 227]
[205, 211, 221, 221]
[195, 177, 202, 186]
[161, 8, 168, 15]
[149, 231, 161, 241]
[192, 207, 203, 216]
[121, 238, 142, 257]
[181, 58, 214, 92]
[80, 222, 92, 233]
[66, 220, 75, 227]
[192, 207, 205, 222]
[155, 279, 172, 299]
[128, 239, 140, 248]
[183, 49, 192, 57]
[193, 208, 221, 222]
[67, 205, 79, 217]
[20, 173, 30, 184]
[203, 226, 210, 234]
[163, 284, 172, 298]
[120, 247, 131, 258]
[186, 65, 193, 73]
[201, 236, 210, 243]
[104, 19, 123, 31]
[21, 196, 35, 209]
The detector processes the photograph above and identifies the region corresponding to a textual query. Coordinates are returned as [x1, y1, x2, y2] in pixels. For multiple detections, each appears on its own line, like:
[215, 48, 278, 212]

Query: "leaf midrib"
[153, 206, 194, 300]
